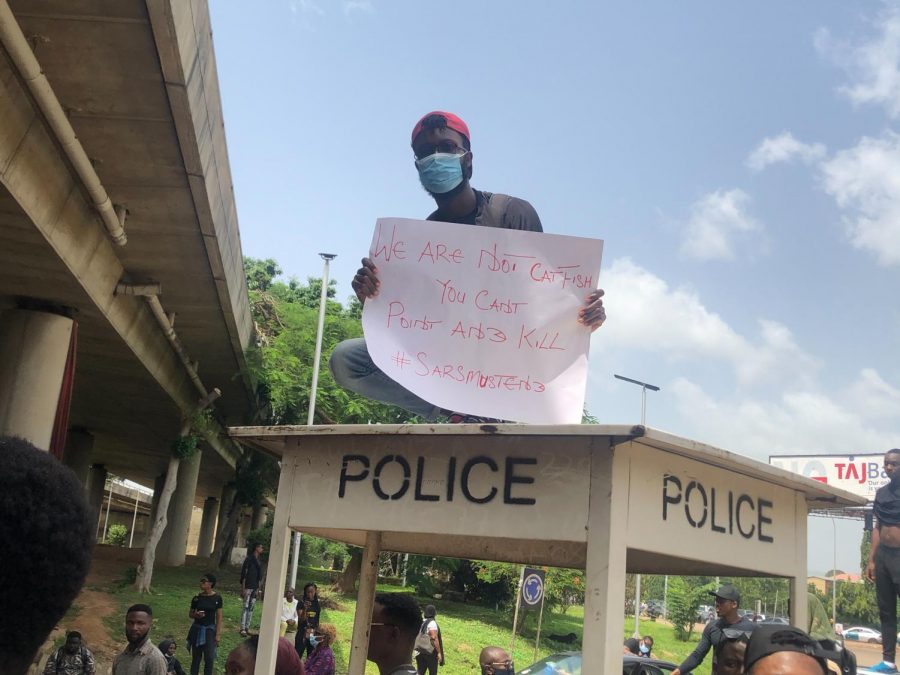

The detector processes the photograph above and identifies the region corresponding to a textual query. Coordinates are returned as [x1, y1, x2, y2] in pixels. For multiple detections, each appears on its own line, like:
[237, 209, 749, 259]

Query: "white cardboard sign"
[361, 218, 603, 423]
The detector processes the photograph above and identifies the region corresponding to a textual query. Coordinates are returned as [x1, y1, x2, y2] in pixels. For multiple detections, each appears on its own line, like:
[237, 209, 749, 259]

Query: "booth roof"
[229, 423, 865, 510]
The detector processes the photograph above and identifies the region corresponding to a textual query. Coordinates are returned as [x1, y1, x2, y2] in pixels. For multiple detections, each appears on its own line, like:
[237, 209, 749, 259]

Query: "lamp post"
[614, 374, 660, 638]
[289, 253, 336, 590]
[832, 517, 837, 628]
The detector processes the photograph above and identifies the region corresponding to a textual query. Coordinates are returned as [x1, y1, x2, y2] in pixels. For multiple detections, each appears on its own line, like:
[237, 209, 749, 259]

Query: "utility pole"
[614, 374, 660, 638]
[289, 253, 337, 590]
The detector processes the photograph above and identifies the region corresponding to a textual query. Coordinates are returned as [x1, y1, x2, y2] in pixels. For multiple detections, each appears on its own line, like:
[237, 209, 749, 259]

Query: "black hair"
[418, 114, 471, 151]
[887, 448, 900, 456]
[66, 631, 82, 641]
[127, 603, 153, 616]
[303, 582, 318, 598]
[0, 436, 94, 668]
[375, 592, 422, 639]
[203, 573, 217, 588]
[244, 635, 259, 657]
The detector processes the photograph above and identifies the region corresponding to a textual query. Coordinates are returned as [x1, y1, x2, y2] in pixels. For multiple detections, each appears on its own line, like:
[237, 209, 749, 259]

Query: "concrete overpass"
[0, 0, 258, 563]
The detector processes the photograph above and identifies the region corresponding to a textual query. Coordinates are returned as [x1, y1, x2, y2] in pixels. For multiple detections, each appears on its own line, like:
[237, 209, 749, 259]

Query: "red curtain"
[49, 320, 77, 460]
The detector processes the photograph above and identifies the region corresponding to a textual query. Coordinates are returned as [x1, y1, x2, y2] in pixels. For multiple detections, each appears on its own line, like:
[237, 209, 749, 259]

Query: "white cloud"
[598, 258, 818, 387]
[343, 0, 374, 14]
[817, 6, 900, 117]
[821, 131, 900, 266]
[747, 132, 827, 171]
[679, 189, 763, 261]
[670, 375, 900, 461]
[290, 0, 324, 15]
[848, 368, 900, 419]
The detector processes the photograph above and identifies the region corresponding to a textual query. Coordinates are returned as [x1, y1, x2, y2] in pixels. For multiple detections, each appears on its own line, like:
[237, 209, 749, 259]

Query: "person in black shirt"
[295, 583, 321, 658]
[329, 111, 606, 423]
[867, 449, 900, 673]
[239, 543, 264, 636]
[186, 574, 222, 675]
[672, 584, 755, 675]
[157, 640, 186, 675]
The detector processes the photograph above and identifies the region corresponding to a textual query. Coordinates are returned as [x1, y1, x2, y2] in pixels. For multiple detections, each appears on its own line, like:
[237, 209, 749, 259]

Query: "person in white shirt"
[280, 588, 299, 637]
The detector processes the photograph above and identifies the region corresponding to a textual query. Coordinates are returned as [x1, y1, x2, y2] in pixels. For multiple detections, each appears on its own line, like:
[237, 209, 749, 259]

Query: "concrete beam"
[0, 52, 239, 469]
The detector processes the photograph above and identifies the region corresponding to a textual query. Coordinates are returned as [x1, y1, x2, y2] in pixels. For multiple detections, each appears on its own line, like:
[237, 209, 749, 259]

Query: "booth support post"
[347, 531, 383, 675]
[582, 440, 629, 674]
[789, 491, 809, 629]
[256, 452, 297, 675]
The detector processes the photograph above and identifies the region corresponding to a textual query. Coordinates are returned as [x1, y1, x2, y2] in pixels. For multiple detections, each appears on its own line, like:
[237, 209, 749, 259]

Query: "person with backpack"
[44, 631, 95, 675]
[329, 111, 607, 423]
[414, 605, 444, 675]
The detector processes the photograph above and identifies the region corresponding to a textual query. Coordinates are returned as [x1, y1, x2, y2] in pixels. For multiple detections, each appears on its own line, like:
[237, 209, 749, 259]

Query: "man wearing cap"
[329, 111, 606, 423]
[743, 624, 847, 675]
[672, 584, 755, 675]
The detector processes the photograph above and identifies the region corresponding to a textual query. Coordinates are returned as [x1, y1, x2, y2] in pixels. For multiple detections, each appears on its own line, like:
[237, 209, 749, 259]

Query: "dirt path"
[50, 587, 119, 673]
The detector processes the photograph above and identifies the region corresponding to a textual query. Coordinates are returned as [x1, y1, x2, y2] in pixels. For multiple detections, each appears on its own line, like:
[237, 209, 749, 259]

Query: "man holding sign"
[329, 111, 605, 423]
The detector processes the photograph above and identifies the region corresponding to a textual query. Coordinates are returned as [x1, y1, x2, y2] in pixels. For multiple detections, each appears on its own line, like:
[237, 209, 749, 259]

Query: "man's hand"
[439, 655, 445, 666]
[867, 560, 876, 582]
[352, 257, 379, 303]
[578, 289, 606, 331]
[672, 669, 681, 675]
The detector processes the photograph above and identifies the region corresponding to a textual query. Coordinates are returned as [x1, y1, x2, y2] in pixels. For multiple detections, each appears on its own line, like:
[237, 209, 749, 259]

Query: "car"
[842, 626, 882, 644]
[516, 651, 678, 675]
[760, 616, 789, 625]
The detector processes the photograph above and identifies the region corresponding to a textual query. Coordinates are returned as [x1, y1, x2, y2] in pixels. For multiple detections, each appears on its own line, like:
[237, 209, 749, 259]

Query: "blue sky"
[210, 1, 900, 574]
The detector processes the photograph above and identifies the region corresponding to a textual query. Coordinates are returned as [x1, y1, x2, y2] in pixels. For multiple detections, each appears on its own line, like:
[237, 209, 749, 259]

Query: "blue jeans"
[329, 338, 441, 420]
[240, 589, 257, 631]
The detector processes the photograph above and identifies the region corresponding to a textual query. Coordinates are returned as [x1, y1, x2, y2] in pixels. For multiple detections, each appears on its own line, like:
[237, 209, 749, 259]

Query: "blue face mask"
[309, 635, 320, 648]
[415, 152, 466, 194]
[640, 644, 650, 654]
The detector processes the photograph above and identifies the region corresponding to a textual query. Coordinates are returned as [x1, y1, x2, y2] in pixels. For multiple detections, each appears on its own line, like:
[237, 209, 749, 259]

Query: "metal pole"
[533, 590, 547, 664]
[101, 480, 113, 542]
[401, 553, 409, 587]
[832, 518, 837, 627]
[633, 574, 642, 638]
[307, 253, 335, 426]
[129, 495, 139, 548]
[290, 531, 301, 589]
[510, 567, 524, 658]
[641, 386, 647, 426]
[663, 575, 668, 620]
[289, 253, 335, 588]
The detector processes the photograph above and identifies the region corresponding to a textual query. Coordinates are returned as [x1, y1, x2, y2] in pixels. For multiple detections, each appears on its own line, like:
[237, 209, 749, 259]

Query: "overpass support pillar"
[215, 484, 236, 552]
[63, 428, 94, 485]
[197, 496, 218, 558]
[251, 503, 268, 531]
[86, 464, 107, 534]
[0, 309, 74, 450]
[158, 450, 202, 566]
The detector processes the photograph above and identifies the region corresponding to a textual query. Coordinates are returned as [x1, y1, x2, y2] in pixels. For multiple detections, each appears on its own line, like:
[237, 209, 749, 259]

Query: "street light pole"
[614, 374, 661, 637]
[308, 253, 336, 426]
[832, 517, 837, 628]
[290, 253, 337, 590]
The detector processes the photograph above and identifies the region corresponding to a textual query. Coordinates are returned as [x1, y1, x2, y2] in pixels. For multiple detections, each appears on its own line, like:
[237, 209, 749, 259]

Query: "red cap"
[411, 111, 470, 146]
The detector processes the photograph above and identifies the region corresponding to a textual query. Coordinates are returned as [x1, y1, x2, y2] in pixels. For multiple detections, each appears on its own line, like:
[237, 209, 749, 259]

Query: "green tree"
[244, 257, 282, 291]
[106, 523, 128, 546]
[668, 578, 714, 641]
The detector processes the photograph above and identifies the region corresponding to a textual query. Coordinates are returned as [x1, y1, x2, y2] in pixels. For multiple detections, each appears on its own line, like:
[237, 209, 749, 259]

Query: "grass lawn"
[101, 562, 704, 674]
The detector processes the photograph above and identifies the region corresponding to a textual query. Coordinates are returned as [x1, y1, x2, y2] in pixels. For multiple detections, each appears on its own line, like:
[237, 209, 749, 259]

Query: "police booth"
[229, 424, 864, 674]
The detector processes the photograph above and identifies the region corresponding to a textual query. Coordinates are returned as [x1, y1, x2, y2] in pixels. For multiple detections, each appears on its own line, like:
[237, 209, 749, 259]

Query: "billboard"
[768, 454, 886, 502]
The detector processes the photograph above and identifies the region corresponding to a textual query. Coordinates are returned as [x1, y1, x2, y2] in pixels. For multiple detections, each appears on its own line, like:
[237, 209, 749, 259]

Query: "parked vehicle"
[760, 616, 789, 625]
[842, 627, 882, 644]
[646, 600, 665, 619]
[517, 651, 678, 675]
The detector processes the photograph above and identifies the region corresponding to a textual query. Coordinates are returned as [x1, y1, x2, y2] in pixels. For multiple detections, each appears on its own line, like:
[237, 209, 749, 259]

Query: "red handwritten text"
[372, 222, 407, 261]
[474, 290, 527, 315]
[529, 263, 592, 289]
[386, 301, 442, 331]
[418, 241, 464, 265]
